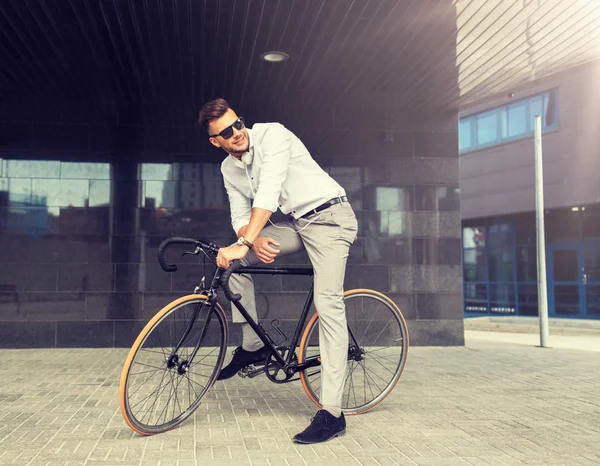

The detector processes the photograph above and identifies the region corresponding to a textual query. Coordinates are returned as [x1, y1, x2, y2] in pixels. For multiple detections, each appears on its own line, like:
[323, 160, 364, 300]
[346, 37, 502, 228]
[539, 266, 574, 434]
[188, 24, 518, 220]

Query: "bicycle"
[119, 236, 409, 435]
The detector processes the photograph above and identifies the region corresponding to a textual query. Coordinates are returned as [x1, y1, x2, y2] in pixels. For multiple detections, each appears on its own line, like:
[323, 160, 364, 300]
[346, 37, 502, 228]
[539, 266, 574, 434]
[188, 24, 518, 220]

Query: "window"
[459, 119, 473, 152]
[459, 89, 559, 153]
[476, 111, 498, 146]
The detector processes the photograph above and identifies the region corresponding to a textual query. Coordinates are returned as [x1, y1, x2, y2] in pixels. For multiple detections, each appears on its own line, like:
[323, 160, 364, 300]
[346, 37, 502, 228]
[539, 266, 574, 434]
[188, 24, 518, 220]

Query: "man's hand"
[253, 237, 281, 264]
[217, 244, 249, 269]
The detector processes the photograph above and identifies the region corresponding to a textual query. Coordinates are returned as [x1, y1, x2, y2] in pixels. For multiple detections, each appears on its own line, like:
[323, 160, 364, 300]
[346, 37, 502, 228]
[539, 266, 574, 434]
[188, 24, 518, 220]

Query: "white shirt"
[221, 122, 346, 235]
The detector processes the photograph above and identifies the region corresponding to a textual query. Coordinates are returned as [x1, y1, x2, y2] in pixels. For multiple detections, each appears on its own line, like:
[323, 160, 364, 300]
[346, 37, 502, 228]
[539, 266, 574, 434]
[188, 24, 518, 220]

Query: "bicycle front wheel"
[119, 295, 228, 435]
[298, 289, 408, 415]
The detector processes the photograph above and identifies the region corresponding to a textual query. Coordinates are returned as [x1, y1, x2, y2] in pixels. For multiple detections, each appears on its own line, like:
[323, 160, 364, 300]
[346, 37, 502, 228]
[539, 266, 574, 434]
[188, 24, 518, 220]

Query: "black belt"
[300, 196, 348, 219]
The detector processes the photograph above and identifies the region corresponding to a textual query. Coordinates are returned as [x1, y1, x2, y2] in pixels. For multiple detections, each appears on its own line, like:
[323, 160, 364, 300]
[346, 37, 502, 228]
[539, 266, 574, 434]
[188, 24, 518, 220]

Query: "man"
[198, 98, 357, 444]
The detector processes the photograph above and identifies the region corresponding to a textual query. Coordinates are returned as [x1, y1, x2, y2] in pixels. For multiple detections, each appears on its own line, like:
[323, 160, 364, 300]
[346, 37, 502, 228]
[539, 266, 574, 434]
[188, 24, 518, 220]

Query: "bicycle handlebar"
[220, 260, 242, 302]
[157, 236, 219, 272]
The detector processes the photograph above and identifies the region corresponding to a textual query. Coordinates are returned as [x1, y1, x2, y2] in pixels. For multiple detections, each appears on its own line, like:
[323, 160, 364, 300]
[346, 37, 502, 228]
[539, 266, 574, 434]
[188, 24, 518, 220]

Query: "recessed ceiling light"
[261, 51, 289, 63]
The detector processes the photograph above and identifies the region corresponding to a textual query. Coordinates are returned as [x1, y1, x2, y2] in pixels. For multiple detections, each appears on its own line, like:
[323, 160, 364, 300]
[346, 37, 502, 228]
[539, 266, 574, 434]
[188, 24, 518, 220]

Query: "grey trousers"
[229, 202, 358, 412]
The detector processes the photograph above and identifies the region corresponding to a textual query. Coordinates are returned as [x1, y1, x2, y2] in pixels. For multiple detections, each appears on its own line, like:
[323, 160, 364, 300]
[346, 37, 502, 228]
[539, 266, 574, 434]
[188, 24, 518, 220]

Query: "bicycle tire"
[298, 289, 409, 415]
[119, 295, 228, 435]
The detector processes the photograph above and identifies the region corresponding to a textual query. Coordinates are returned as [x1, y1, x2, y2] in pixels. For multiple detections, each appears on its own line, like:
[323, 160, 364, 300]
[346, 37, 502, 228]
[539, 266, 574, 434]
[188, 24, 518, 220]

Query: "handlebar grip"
[220, 260, 242, 302]
[157, 236, 200, 272]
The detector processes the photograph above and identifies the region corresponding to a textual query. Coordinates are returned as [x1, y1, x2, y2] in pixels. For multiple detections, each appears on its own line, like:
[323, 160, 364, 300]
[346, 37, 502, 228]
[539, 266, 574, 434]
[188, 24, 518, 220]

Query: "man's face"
[208, 108, 249, 155]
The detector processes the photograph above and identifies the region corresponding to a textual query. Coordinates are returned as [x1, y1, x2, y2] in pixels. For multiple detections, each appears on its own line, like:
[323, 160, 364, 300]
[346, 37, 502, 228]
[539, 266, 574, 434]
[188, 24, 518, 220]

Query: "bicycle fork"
[167, 295, 217, 375]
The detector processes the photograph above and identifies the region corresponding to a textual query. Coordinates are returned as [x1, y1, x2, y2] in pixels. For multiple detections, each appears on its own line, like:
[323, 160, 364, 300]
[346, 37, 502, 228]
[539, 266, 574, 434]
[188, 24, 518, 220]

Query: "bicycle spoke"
[122, 297, 227, 433]
[300, 292, 407, 414]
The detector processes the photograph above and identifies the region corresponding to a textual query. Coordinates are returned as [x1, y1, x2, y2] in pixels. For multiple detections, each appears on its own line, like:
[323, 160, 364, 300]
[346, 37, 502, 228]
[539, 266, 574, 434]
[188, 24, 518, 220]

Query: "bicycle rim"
[299, 289, 408, 414]
[120, 295, 228, 435]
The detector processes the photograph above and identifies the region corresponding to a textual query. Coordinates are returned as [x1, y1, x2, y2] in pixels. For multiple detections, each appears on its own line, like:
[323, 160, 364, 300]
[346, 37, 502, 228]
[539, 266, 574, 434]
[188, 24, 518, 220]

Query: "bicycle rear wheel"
[298, 289, 408, 415]
[119, 295, 228, 435]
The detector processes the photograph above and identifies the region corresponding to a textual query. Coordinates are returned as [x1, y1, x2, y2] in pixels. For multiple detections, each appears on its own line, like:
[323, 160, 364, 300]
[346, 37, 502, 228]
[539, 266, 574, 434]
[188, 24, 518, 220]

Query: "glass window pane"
[554, 285, 580, 316]
[545, 91, 557, 127]
[508, 103, 527, 137]
[488, 247, 514, 281]
[459, 119, 472, 151]
[587, 285, 600, 318]
[463, 248, 487, 281]
[517, 246, 537, 282]
[583, 247, 600, 282]
[582, 205, 600, 238]
[463, 226, 485, 248]
[490, 284, 516, 314]
[553, 249, 578, 282]
[465, 283, 488, 312]
[546, 209, 579, 241]
[476, 112, 498, 145]
[518, 283, 539, 316]
[514, 213, 536, 244]
[500, 108, 508, 138]
[488, 223, 513, 249]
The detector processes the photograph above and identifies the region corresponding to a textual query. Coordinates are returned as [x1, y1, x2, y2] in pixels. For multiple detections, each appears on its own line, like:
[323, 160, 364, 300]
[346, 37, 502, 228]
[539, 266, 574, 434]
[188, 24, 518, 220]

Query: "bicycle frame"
[168, 264, 324, 376]
[231, 266, 318, 372]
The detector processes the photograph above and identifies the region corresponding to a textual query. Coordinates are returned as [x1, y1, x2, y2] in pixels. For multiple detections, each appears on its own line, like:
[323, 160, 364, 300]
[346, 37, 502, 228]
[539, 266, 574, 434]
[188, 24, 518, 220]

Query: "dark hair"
[198, 98, 230, 131]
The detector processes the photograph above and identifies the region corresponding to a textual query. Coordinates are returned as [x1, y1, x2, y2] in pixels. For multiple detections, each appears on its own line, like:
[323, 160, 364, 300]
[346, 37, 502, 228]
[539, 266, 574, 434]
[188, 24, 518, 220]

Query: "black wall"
[0, 99, 464, 348]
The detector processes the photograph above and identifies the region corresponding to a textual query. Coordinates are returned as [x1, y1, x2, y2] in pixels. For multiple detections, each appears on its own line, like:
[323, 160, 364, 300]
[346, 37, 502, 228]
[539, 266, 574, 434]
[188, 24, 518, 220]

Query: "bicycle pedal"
[238, 365, 256, 378]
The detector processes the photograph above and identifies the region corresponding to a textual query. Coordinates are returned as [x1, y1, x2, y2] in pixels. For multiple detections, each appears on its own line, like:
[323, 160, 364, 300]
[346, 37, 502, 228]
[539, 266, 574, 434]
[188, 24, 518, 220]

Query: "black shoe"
[292, 410, 346, 444]
[217, 346, 270, 380]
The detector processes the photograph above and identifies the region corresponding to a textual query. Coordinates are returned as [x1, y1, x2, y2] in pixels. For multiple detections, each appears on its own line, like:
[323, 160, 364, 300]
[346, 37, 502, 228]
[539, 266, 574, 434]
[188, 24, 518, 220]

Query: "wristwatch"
[237, 236, 254, 249]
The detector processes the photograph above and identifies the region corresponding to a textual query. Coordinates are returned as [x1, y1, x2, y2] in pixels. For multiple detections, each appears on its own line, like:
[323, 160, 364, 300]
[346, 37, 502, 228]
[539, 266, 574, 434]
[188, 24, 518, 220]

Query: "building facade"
[459, 62, 600, 320]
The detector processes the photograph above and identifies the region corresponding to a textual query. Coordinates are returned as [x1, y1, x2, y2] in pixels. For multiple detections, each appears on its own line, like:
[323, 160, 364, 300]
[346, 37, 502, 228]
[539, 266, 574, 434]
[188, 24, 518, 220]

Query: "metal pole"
[534, 115, 549, 347]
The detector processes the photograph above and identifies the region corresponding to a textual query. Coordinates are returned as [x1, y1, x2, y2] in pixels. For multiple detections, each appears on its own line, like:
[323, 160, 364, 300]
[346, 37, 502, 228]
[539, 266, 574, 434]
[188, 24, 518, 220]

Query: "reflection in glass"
[32, 179, 89, 207]
[476, 111, 497, 145]
[517, 283, 538, 316]
[60, 162, 110, 179]
[584, 247, 600, 281]
[464, 283, 487, 312]
[463, 226, 486, 282]
[553, 249, 578, 282]
[141, 163, 172, 181]
[4, 160, 60, 178]
[554, 285, 580, 316]
[547, 209, 579, 241]
[459, 119, 472, 151]
[587, 286, 600, 317]
[388, 212, 408, 237]
[0, 178, 32, 205]
[144, 181, 177, 209]
[503, 103, 527, 138]
[517, 246, 537, 282]
[489, 284, 515, 313]
[376, 187, 406, 211]
[89, 180, 111, 207]
[488, 247, 514, 282]
[0, 160, 112, 235]
[582, 205, 600, 238]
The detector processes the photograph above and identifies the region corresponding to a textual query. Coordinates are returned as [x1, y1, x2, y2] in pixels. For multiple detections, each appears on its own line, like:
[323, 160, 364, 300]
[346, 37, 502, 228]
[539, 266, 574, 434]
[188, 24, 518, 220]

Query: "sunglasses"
[209, 117, 245, 140]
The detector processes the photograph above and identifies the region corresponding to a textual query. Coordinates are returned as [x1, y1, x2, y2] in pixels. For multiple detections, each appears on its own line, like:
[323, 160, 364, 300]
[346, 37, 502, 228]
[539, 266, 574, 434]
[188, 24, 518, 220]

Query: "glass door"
[582, 242, 600, 318]
[550, 247, 583, 317]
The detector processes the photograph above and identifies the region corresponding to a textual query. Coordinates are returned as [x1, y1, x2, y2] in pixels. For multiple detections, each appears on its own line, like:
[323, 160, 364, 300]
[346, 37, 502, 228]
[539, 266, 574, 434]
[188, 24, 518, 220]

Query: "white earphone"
[233, 151, 253, 169]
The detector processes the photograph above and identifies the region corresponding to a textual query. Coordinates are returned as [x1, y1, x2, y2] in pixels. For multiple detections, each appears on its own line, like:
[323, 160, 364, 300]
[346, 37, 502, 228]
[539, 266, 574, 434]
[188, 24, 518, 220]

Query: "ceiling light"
[571, 207, 580, 212]
[261, 51, 289, 63]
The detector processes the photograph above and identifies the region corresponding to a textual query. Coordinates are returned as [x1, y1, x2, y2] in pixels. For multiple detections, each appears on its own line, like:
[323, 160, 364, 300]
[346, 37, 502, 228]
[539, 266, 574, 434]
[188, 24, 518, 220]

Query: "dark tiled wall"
[0, 109, 464, 347]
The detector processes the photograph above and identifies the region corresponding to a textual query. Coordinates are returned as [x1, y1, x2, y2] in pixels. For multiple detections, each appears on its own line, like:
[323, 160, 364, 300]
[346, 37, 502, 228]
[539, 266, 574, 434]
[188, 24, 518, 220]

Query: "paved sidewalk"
[0, 339, 599, 466]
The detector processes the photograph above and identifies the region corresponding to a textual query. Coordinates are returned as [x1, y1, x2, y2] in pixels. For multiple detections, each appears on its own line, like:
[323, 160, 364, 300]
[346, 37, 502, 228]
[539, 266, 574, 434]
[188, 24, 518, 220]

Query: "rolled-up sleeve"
[252, 124, 291, 212]
[223, 175, 251, 235]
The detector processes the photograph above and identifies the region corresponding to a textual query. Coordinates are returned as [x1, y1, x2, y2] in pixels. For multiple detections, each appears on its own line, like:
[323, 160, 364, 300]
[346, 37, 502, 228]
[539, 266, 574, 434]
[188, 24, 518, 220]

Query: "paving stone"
[0, 341, 598, 464]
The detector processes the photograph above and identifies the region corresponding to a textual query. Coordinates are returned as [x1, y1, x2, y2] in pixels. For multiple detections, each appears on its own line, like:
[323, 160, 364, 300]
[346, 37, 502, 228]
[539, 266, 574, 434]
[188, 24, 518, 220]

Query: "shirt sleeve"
[222, 171, 252, 235]
[252, 123, 292, 212]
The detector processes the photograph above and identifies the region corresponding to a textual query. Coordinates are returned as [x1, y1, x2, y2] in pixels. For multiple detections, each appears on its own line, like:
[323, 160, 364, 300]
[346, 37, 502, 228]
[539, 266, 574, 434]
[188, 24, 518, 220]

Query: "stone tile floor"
[0, 336, 598, 465]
